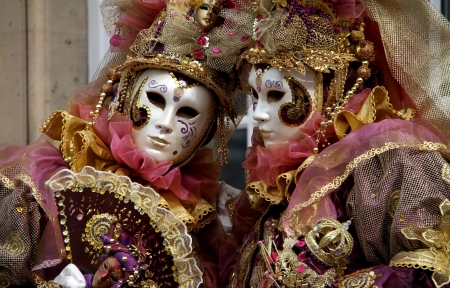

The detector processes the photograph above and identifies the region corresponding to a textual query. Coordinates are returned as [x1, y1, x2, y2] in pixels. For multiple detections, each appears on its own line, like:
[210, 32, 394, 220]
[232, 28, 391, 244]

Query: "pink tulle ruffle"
[109, 120, 221, 205]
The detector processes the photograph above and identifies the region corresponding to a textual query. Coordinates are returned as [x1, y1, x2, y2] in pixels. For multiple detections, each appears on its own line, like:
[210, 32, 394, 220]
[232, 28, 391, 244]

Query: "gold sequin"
[16, 206, 23, 212]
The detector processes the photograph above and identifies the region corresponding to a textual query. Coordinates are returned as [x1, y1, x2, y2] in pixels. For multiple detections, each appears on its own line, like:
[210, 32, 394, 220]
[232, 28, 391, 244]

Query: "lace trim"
[31, 259, 62, 271]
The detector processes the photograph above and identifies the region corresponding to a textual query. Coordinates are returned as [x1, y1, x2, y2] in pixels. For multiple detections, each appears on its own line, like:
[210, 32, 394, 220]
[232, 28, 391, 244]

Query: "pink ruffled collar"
[242, 112, 336, 187]
[109, 121, 221, 205]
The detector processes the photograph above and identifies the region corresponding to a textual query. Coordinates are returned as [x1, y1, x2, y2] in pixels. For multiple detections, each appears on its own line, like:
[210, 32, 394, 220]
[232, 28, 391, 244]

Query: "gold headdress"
[225, 0, 381, 142]
[78, 0, 252, 167]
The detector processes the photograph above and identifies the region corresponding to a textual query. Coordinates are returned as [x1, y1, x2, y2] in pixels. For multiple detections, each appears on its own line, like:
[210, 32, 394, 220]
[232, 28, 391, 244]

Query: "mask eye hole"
[147, 92, 166, 110]
[200, 4, 209, 10]
[267, 90, 285, 103]
[252, 88, 259, 100]
[177, 107, 199, 119]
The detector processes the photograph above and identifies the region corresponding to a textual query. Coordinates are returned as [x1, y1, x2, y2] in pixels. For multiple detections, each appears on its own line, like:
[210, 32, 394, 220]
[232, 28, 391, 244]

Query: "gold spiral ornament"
[83, 213, 120, 251]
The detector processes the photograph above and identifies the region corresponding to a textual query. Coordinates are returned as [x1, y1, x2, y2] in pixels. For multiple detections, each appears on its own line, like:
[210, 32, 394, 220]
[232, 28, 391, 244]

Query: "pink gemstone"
[212, 48, 222, 54]
[228, 31, 235, 36]
[271, 252, 278, 262]
[76, 214, 84, 221]
[295, 240, 306, 247]
[241, 35, 249, 42]
[298, 252, 307, 261]
[296, 266, 306, 273]
[109, 34, 122, 46]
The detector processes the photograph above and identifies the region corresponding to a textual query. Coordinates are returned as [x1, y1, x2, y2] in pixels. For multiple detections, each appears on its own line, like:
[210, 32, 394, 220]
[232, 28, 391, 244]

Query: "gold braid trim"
[32, 274, 61, 288]
[284, 141, 448, 234]
[47, 166, 202, 287]
[0, 172, 14, 189]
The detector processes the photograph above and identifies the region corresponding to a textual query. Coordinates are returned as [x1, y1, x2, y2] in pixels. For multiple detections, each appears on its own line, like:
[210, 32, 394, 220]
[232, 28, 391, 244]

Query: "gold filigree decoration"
[83, 214, 120, 252]
[257, 236, 338, 288]
[32, 273, 61, 288]
[386, 189, 401, 218]
[47, 166, 202, 288]
[338, 268, 378, 288]
[285, 141, 448, 235]
[0, 272, 10, 288]
[390, 199, 450, 288]
[442, 162, 450, 184]
[3, 232, 25, 257]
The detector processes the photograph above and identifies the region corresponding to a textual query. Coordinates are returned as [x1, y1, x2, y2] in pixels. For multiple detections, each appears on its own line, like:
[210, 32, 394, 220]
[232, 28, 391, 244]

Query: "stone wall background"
[0, 0, 87, 145]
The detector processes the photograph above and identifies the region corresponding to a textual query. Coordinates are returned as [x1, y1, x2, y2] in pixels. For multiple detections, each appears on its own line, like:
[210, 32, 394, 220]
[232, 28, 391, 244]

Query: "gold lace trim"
[47, 166, 202, 288]
[390, 199, 450, 288]
[246, 170, 296, 207]
[285, 141, 448, 233]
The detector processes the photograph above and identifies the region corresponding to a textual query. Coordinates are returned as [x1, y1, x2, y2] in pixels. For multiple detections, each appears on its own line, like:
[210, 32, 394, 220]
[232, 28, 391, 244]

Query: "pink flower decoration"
[193, 49, 204, 59]
[297, 252, 307, 261]
[296, 266, 306, 273]
[198, 36, 207, 46]
[241, 35, 249, 42]
[228, 31, 235, 36]
[212, 48, 222, 54]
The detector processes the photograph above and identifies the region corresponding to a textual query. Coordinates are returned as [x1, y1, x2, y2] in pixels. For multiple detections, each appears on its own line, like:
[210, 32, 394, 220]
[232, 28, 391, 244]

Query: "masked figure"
[0, 0, 248, 286]
[217, 0, 450, 287]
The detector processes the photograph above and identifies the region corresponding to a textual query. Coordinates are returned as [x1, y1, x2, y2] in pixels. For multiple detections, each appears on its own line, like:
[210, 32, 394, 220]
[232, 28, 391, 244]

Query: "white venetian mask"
[249, 65, 317, 147]
[130, 69, 215, 164]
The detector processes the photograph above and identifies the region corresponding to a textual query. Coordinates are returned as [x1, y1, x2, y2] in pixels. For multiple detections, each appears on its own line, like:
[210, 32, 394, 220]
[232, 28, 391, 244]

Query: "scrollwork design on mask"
[178, 120, 197, 148]
[148, 79, 168, 93]
[265, 80, 283, 89]
[278, 76, 312, 127]
[131, 77, 151, 130]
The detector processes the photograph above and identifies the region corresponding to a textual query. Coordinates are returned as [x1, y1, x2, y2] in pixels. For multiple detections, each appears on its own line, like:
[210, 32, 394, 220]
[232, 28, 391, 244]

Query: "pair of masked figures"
[1, 0, 450, 287]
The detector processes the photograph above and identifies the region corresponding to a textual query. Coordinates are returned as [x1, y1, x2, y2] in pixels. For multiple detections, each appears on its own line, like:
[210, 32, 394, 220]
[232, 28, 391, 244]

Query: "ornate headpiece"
[222, 0, 378, 142]
[54, 0, 252, 167]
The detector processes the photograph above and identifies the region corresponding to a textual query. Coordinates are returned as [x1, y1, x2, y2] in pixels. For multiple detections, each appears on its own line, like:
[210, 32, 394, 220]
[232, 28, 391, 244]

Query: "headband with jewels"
[32, 166, 202, 288]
